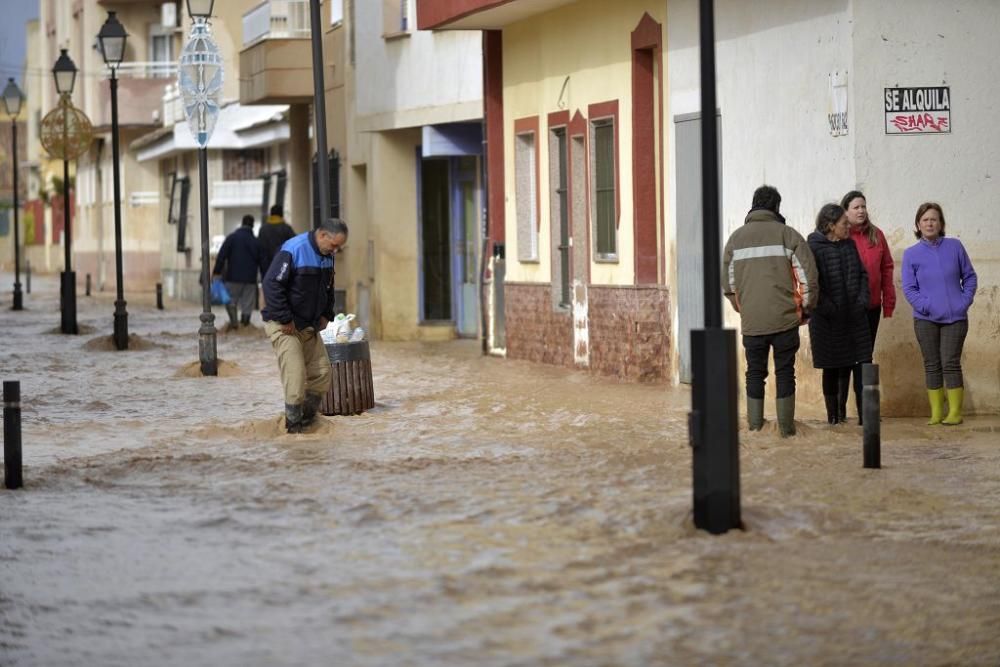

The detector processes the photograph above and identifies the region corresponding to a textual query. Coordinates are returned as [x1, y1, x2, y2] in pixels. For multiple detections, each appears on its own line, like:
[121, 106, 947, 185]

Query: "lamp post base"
[689, 327, 741, 534]
[12, 283, 23, 311]
[199, 311, 218, 376]
[60, 271, 78, 334]
[113, 299, 129, 350]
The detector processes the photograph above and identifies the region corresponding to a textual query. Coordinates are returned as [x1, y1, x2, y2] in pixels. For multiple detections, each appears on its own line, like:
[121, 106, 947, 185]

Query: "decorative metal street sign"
[40, 94, 92, 160]
[179, 18, 223, 147]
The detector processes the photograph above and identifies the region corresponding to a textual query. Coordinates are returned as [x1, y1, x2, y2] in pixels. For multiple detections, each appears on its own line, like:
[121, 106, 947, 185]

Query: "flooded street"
[2, 274, 999, 666]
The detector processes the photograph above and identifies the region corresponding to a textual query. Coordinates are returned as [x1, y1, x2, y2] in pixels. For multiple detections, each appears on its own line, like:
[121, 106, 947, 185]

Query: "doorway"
[420, 158, 451, 321]
[675, 111, 721, 383]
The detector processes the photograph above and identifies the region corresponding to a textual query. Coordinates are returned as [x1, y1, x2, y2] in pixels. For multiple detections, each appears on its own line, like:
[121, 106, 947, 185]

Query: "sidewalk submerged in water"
[1, 271, 999, 666]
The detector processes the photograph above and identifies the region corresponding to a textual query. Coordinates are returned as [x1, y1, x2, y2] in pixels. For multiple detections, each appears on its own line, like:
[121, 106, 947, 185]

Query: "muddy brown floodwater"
[1, 273, 999, 666]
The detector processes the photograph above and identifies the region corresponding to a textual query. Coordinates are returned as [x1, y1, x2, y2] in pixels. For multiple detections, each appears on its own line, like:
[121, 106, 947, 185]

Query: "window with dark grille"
[312, 150, 341, 227]
[592, 120, 616, 258]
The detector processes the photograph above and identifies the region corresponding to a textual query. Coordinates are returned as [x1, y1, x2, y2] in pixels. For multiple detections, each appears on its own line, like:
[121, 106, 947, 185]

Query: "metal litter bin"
[321, 340, 375, 415]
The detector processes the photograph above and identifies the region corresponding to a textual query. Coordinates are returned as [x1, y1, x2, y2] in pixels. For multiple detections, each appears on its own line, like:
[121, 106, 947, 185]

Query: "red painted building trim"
[631, 13, 663, 285]
[514, 115, 541, 233]
[484, 30, 505, 247]
[587, 100, 621, 232]
[417, 0, 517, 30]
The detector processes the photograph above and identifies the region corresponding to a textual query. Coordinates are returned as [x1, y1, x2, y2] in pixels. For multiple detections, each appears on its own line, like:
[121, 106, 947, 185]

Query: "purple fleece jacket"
[902, 237, 977, 323]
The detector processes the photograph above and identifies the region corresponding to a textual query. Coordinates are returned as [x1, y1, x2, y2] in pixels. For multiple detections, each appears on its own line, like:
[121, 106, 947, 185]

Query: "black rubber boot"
[823, 395, 839, 424]
[226, 304, 239, 330]
[837, 375, 850, 423]
[855, 392, 863, 426]
[301, 392, 323, 428]
[285, 403, 304, 434]
[240, 313, 251, 327]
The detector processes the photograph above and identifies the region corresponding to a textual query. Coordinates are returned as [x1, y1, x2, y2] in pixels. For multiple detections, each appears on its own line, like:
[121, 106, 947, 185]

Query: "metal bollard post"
[3, 381, 23, 490]
[862, 363, 880, 469]
[85, 273, 92, 296]
[26, 260, 31, 294]
[156, 283, 164, 310]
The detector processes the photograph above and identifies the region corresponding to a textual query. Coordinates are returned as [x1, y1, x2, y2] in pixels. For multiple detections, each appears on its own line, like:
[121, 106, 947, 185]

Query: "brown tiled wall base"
[505, 282, 671, 383]
[588, 285, 671, 383]
[504, 283, 574, 367]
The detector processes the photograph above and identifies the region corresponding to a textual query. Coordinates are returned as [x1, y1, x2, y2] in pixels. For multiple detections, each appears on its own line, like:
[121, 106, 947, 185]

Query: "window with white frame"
[330, 0, 343, 26]
[382, 0, 409, 36]
[591, 118, 617, 259]
[515, 131, 538, 262]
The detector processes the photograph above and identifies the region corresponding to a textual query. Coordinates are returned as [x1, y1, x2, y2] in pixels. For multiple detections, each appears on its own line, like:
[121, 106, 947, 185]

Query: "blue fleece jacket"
[901, 237, 977, 324]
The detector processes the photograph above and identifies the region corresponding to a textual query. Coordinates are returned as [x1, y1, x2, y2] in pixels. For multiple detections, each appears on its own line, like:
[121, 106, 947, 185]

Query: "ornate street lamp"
[2, 78, 24, 311]
[43, 49, 92, 335]
[180, 0, 223, 375]
[98, 11, 130, 350]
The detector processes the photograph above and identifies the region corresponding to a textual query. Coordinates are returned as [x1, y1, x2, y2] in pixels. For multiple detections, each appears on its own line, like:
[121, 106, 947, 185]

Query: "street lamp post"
[98, 11, 130, 350]
[689, 0, 741, 534]
[180, 0, 222, 376]
[309, 0, 330, 230]
[52, 50, 81, 335]
[2, 78, 24, 311]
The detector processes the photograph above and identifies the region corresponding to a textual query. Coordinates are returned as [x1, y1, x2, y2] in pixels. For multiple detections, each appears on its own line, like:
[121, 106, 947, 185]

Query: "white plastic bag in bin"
[322, 313, 355, 344]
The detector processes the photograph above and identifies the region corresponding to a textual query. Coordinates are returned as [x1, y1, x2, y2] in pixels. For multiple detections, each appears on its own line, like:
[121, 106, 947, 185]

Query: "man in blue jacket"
[262, 218, 348, 433]
[213, 214, 268, 329]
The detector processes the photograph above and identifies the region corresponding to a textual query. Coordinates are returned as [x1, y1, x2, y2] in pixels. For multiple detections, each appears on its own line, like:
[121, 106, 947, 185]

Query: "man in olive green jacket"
[721, 185, 818, 436]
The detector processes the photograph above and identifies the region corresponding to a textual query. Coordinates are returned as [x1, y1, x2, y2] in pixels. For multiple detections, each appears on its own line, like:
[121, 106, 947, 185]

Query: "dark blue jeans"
[742, 327, 800, 399]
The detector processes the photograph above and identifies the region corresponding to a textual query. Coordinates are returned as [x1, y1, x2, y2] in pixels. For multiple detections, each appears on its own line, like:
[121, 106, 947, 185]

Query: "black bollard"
[862, 363, 880, 469]
[3, 381, 23, 490]
[85, 273, 92, 296]
[156, 283, 164, 310]
[26, 260, 31, 294]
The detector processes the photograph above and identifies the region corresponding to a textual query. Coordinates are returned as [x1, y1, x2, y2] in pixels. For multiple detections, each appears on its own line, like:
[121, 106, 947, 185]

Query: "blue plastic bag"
[211, 277, 231, 306]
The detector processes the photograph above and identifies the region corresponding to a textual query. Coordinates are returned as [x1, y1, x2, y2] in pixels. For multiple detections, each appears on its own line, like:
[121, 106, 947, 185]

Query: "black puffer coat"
[807, 231, 873, 369]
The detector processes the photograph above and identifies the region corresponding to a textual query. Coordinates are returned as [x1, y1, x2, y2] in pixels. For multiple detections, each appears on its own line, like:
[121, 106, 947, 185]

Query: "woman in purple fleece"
[902, 202, 978, 425]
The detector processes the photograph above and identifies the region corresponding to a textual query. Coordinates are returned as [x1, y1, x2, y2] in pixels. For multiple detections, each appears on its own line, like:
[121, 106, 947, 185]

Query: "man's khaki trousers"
[264, 321, 332, 406]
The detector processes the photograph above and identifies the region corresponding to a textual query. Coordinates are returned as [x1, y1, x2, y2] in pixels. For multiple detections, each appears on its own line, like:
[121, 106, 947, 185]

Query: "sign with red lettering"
[884, 86, 951, 135]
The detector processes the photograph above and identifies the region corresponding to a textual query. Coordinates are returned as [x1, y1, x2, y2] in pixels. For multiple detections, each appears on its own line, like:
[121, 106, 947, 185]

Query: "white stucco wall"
[666, 0, 1000, 414]
[354, 1, 483, 131]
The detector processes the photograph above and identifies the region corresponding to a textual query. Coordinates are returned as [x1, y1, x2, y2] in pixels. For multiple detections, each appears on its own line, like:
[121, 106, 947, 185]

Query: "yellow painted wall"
[368, 128, 454, 342]
[502, 0, 665, 286]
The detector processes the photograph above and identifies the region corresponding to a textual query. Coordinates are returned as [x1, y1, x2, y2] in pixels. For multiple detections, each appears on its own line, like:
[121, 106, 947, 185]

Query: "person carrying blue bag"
[213, 214, 268, 329]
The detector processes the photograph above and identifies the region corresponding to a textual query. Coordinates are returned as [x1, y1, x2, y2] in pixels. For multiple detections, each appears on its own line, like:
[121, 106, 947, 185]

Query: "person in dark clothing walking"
[722, 185, 818, 437]
[262, 219, 348, 433]
[807, 203, 873, 425]
[258, 204, 296, 271]
[212, 214, 268, 329]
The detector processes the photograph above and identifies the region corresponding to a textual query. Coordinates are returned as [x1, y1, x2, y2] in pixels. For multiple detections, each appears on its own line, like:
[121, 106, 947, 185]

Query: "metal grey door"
[675, 111, 721, 383]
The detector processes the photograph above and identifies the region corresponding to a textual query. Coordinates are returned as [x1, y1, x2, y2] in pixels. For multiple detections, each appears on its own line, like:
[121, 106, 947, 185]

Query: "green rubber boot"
[747, 397, 764, 431]
[926, 388, 945, 425]
[776, 395, 796, 437]
[942, 387, 964, 425]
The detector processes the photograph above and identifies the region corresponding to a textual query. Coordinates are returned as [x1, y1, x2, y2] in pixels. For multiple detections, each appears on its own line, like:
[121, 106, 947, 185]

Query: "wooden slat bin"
[320, 341, 375, 416]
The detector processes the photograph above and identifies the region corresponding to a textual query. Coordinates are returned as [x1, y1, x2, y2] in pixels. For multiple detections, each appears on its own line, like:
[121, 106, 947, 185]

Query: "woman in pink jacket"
[839, 190, 896, 422]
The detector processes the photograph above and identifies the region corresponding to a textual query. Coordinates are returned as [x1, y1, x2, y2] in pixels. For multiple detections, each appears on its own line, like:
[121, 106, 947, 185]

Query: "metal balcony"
[239, 0, 314, 105]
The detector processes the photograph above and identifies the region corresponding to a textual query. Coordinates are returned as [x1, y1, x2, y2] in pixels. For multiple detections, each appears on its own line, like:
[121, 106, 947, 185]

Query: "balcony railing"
[211, 180, 265, 208]
[162, 83, 184, 127]
[243, 0, 311, 48]
[102, 61, 178, 80]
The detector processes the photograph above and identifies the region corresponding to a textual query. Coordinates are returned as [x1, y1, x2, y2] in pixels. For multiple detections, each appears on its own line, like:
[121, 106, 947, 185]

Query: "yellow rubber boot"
[942, 387, 964, 425]
[926, 388, 945, 425]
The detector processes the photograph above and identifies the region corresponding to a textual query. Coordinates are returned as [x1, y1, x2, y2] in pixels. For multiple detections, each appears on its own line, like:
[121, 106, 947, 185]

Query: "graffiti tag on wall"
[884, 86, 951, 135]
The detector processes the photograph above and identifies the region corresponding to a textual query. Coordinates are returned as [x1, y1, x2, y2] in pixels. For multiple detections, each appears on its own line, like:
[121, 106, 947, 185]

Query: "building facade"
[422, 0, 1000, 414]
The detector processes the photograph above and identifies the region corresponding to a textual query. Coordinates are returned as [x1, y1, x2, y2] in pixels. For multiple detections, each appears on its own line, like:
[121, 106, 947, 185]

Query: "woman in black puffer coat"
[808, 203, 873, 425]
